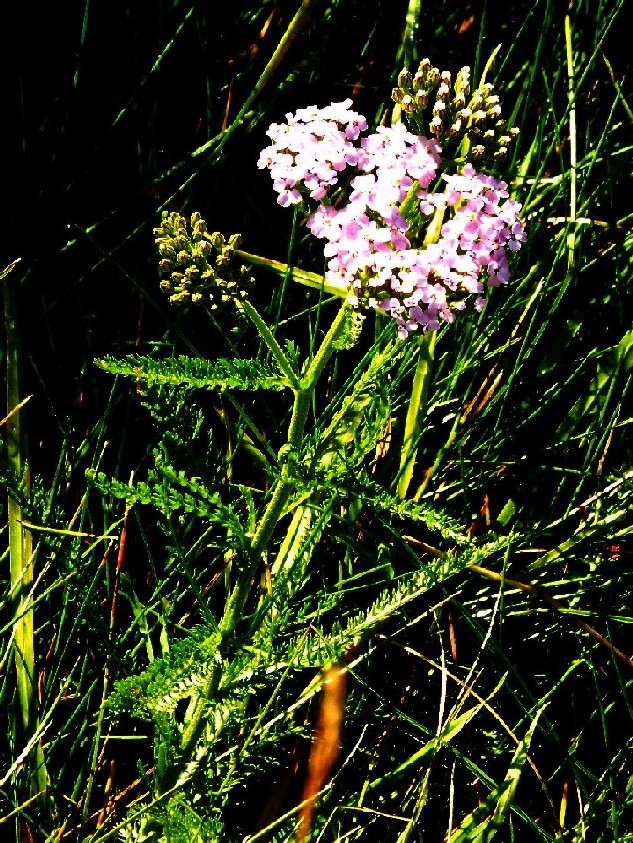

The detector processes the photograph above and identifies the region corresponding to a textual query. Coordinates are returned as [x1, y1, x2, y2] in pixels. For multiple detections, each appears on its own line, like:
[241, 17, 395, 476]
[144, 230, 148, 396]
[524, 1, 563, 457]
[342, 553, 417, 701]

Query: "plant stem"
[397, 329, 437, 499]
[395, 197, 446, 501]
[2, 261, 48, 800]
[170, 301, 351, 786]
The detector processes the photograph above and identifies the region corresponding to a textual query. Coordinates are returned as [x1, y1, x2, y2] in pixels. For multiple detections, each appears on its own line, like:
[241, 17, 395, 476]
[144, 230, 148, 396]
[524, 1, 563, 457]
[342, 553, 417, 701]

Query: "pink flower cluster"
[258, 100, 525, 338]
[257, 99, 368, 206]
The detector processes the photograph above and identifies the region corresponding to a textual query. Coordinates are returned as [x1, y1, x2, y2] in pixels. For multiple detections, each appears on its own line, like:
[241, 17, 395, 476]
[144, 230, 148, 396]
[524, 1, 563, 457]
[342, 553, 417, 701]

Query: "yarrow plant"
[258, 60, 525, 338]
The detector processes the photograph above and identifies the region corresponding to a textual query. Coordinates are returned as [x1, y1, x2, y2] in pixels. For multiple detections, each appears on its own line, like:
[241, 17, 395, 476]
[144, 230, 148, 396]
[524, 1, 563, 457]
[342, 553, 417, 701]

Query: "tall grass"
[2, 0, 632, 841]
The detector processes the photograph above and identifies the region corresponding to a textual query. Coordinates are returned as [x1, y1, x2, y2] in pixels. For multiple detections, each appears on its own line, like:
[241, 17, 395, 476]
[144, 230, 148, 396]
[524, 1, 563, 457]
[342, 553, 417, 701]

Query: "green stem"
[564, 10, 577, 269]
[397, 330, 437, 499]
[395, 196, 446, 501]
[301, 302, 352, 387]
[170, 302, 351, 785]
[2, 261, 48, 799]
[236, 248, 348, 298]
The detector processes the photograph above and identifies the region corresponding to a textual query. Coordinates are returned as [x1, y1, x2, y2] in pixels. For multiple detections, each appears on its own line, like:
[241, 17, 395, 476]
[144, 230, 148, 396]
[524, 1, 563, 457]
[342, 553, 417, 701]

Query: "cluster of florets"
[258, 88, 525, 338]
[154, 212, 253, 310]
[258, 101, 369, 207]
[391, 58, 519, 164]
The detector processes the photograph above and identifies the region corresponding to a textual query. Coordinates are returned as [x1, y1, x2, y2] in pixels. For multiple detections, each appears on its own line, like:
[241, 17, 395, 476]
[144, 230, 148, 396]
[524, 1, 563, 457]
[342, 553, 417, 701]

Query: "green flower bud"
[427, 67, 440, 88]
[415, 90, 428, 109]
[398, 68, 413, 89]
[455, 66, 471, 96]
[429, 115, 443, 136]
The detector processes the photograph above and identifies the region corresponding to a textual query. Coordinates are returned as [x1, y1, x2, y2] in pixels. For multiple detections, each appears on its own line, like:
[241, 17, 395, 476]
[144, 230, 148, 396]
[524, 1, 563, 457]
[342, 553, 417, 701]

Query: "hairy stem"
[167, 302, 351, 788]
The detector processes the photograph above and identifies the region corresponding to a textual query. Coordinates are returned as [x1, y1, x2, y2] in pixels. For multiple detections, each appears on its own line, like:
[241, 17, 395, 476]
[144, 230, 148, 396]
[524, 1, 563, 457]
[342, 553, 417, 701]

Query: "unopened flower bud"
[391, 87, 404, 104]
[412, 71, 425, 91]
[437, 82, 450, 100]
[427, 67, 440, 87]
[158, 243, 176, 259]
[401, 94, 414, 113]
[415, 90, 428, 109]
[191, 215, 207, 241]
[429, 115, 443, 136]
[398, 68, 413, 89]
[417, 57, 431, 76]
[455, 66, 471, 96]
[195, 240, 212, 258]
[448, 119, 462, 137]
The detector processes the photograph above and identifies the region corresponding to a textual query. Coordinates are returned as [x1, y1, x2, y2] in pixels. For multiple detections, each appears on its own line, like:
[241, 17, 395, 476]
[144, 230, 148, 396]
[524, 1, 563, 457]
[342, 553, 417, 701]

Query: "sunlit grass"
[1, 1, 631, 841]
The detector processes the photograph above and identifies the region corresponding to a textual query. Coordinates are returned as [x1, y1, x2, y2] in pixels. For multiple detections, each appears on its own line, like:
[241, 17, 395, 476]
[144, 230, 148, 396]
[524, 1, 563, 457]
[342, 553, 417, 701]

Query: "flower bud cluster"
[154, 212, 253, 310]
[392, 59, 519, 164]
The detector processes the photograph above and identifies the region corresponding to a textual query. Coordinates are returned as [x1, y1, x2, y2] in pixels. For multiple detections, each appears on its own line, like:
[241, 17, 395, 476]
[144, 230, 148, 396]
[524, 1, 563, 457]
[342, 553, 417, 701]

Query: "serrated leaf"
[95, 354, 290, 391]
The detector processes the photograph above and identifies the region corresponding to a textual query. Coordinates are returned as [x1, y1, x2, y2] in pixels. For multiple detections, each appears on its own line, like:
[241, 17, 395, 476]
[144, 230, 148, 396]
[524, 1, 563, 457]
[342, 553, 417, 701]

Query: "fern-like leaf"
[95, 354, 291, 391]
[87, 467, 243, 536]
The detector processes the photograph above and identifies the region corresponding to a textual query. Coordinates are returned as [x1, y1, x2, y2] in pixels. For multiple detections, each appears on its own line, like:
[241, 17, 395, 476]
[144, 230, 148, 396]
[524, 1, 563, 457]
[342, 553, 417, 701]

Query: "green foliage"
[109, 626, 222, 720]
[87, 462, 243, 532]
[95, 354, 291, 391]
[2, 2, 632, 842]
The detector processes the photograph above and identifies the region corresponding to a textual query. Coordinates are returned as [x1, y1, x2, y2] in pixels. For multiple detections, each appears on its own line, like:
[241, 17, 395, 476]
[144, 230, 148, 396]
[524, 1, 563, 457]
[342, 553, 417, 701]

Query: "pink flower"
[260, 100, 525, 337]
